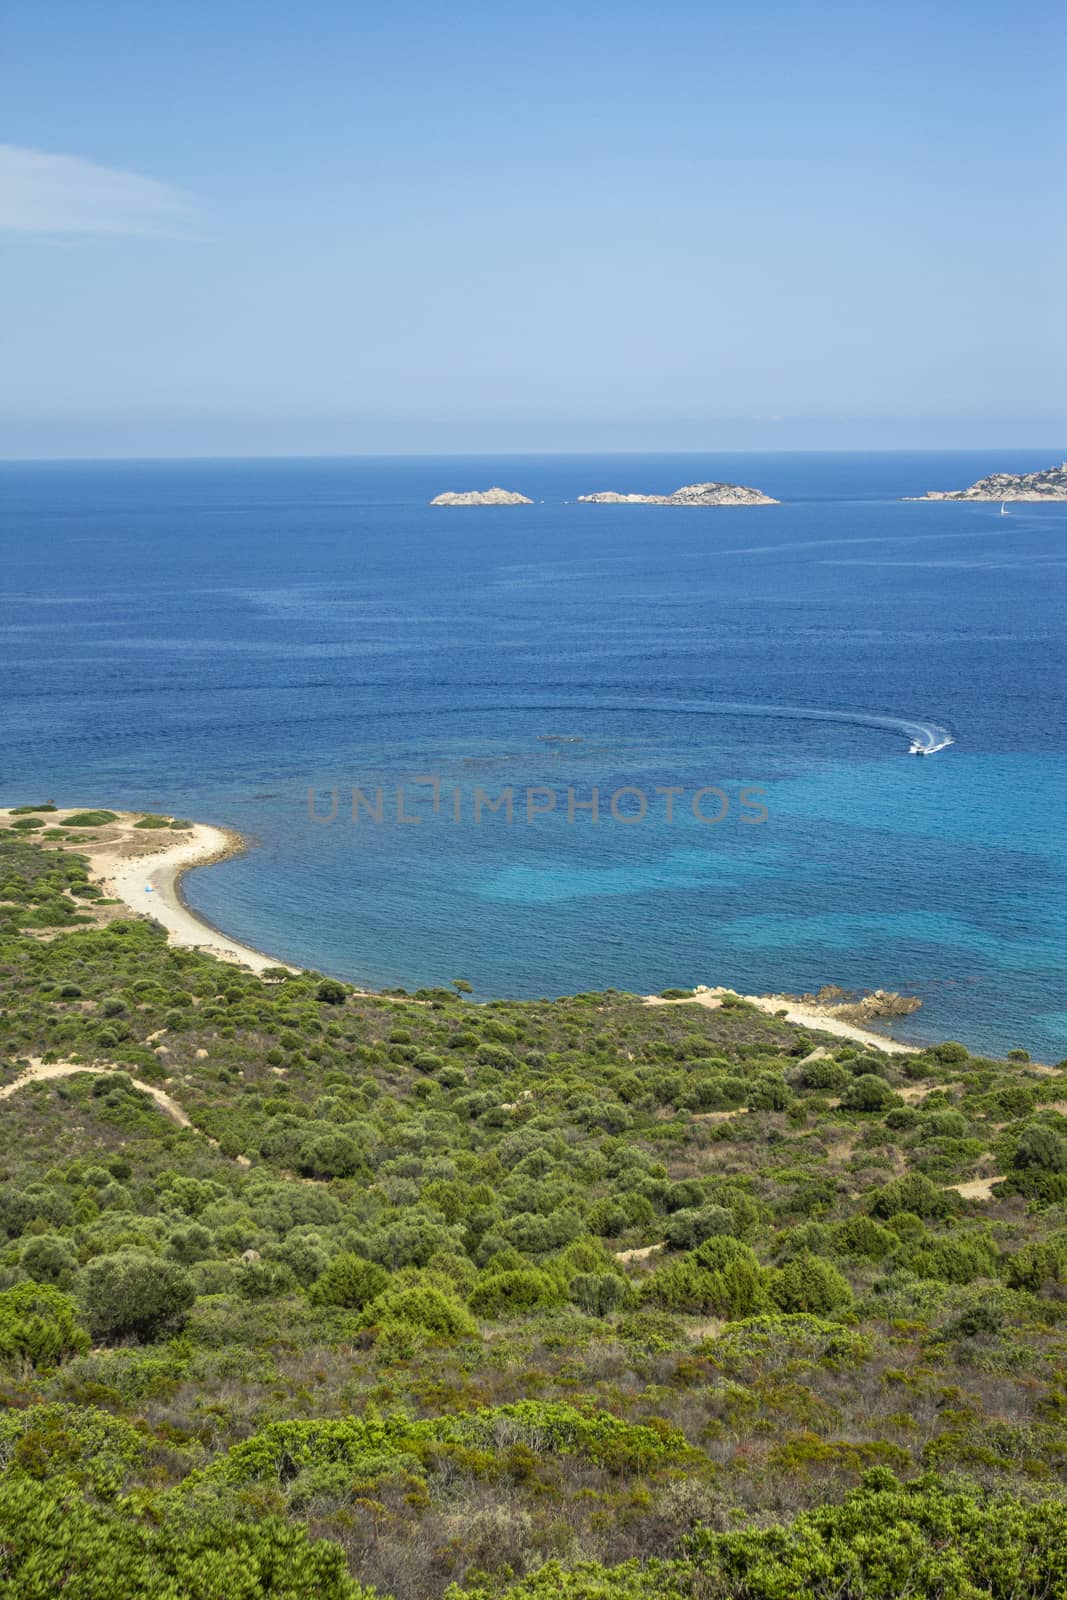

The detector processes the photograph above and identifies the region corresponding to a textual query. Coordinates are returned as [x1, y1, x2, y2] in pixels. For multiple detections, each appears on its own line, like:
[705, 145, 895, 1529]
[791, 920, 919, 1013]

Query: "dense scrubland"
[2, 826, 1067, 1596]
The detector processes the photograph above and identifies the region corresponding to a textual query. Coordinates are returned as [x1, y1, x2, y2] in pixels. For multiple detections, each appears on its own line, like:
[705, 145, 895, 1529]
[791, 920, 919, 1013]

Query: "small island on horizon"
[910, 462, 1067, 502]
[578, 480, 778, 506]
[429, 487, 534, 506]
[427, 480, 779, 508]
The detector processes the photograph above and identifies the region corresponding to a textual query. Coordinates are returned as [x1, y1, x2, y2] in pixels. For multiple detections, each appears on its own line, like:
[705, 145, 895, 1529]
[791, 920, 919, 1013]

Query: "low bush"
[770, 1251, 853, 1314]
[358, 1283, 477, 1342]
[0, 1282, 90, 1368]
[469, 1268, 563, 1316]
[308, 1253, 389, 1310]
[76, 1251, 195, 1343]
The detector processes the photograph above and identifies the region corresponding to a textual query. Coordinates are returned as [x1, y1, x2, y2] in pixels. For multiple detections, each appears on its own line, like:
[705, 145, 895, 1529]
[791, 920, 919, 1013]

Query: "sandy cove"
[5, 807, 921, 1048]
[100, 823, 292, 973]
[0, 808, 289, 974]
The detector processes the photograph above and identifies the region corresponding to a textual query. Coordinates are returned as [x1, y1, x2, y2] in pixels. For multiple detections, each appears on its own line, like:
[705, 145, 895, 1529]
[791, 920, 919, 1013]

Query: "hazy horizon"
[3, 441, 1066, 466]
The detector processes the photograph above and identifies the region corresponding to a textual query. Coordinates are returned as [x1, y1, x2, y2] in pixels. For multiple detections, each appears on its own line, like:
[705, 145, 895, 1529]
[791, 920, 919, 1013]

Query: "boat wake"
[666, 701, 956, 757]
[445, 697, 956, 756]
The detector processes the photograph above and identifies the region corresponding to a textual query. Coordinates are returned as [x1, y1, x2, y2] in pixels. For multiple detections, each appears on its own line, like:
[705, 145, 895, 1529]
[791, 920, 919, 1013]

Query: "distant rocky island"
[577, 480, 778, 506]
[430, 487, 533, 506]
[912, 462, 1067, 502]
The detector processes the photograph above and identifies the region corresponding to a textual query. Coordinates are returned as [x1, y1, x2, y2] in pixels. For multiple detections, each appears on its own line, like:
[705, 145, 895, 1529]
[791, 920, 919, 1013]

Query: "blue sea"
[2, 451, 1065, 1059]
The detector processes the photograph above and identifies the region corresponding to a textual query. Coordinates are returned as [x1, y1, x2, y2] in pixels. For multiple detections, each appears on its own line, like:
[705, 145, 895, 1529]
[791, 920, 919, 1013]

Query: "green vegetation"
[62, 810, 120, 828]
[1, 826, 1067, 1595]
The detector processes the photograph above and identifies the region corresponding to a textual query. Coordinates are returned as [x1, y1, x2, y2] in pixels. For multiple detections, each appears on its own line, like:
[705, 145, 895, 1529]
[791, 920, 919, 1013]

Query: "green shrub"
[933, 1040, 970, 1064]
[235, 1259, 297, 1300]
[663, 1204, 733, 1251]
[868, 1172, 952, 1220]
[842, 1074, 899, 1111]
[798, 1057, 850, 1092]
[832, 1216, 896, 1261]
[569, 1271, 632, 1316]
[0, 1476, 369, 1599]
[0, 1282, 90, 1368]
[1005, 1240, 1067, 1291]
[358, 1283, 477, 1342]
[64, 811, 119, 828]
[76, 1251, 195, 1343]
[1014, 1124, 1067, 1173]
[685, 1469, 1067, 1598]
[943, 1303, 1003, 1340]
[770, 1251, 853, 1314]
[712, 1313, 872, 1376]
[308, 1253, 389, 1310]
[166, 1224, 215, 1264]
[469, 1268, 563, 1316]
[295, 1132, 362, 1179]
[894, 1235, 998, 1285]
[748, 1073, 792, 1111]
[21, 1232, 79, 1287]
[643, 1240, 769, 1318]
[315, 979, 347, 1005]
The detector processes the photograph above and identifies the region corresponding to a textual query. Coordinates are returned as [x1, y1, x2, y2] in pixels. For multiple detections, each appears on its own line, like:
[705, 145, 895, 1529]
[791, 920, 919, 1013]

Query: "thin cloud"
[0, 145, 195, 237]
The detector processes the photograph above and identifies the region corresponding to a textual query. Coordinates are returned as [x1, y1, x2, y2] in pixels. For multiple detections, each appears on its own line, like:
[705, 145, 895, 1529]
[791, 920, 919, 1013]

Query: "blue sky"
[2, 0, 1064, 457]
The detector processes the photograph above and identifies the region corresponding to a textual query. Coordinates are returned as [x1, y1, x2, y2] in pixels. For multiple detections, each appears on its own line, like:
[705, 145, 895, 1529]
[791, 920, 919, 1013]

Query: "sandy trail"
[615, 1242, 666, 1263]
[949, 1175, 1005, 1201]
[0, 1057, 252, 1165]
[0, 1059, 191, 1125]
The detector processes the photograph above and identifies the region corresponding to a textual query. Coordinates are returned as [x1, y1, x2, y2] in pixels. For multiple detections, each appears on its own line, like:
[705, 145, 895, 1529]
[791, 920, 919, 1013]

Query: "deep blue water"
[2, 451, 1065, 1058]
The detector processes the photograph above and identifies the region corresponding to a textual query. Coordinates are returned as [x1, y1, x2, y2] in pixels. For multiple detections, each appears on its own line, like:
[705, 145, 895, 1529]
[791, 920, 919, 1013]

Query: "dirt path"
[948, 1175, 1005, 1201]
[0, 1059, 192, 1125]
[615, 1242, 665, 1264]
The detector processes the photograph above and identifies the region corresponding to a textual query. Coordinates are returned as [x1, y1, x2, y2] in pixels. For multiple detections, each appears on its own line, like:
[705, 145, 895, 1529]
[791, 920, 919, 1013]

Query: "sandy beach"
[102, 823, 292, 973]
[0, 808, 290, 974]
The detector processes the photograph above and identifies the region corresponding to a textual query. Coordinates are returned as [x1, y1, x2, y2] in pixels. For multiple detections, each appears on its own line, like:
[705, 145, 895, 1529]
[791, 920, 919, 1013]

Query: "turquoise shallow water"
[1, 451, 1065, 1057]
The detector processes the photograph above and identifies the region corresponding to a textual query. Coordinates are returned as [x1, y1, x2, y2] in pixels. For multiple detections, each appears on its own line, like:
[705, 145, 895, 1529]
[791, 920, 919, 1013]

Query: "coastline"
[5, 805, 929, 1052]
[644, 985, 920, 1055]
[0, 808, 291, 974]
[104, 821, 295, 974]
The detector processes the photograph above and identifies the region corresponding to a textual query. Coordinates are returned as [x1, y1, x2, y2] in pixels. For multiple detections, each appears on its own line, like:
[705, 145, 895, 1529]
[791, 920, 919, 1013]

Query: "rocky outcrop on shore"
[430, 487, 533, 506]
[578, 481, 778, 506]
[913, 463, 1067, 501]
[792, 985, 922, 1023]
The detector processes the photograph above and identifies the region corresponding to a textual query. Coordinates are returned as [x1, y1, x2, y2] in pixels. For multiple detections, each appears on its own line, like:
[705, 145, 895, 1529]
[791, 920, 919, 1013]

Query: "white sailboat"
[1000, 501, 1009, 515]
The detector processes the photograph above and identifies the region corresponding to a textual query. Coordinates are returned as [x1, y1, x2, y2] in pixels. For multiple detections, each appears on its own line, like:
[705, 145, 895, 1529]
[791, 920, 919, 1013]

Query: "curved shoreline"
[121, 832, 925, 1049]
[5, 805, 926, 1052]
[102, 819, 295, 973]
[0, 808, 291, 975]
